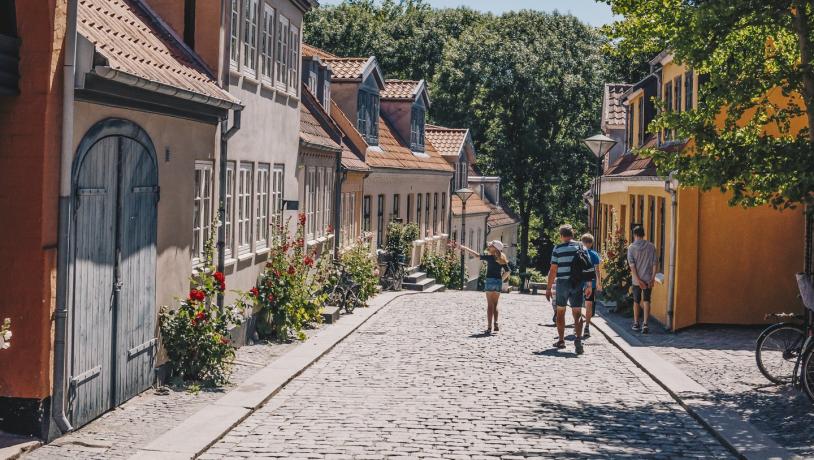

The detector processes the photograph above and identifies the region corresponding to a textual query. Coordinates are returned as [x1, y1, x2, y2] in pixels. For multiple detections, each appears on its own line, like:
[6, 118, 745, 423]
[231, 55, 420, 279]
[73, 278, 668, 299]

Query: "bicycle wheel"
[801, 344, 814, 401]
[326, 285, 344, 307]
[343, 286, 361, 314]
[755, 322, 805, 384]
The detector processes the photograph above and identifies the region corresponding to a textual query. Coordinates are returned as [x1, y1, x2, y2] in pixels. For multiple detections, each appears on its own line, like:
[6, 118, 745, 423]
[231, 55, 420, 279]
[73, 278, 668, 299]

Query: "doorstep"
[591, 314, 800, 460]
[131, 290, 416, 460]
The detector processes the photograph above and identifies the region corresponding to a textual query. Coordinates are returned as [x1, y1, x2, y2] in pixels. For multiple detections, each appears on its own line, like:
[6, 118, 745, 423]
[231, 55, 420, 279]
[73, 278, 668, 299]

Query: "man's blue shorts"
[555, 279, 584, 308]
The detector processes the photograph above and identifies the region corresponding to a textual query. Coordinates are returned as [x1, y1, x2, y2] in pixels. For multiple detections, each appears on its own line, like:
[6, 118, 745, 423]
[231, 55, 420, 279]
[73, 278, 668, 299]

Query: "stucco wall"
[340, 171, 365, 247]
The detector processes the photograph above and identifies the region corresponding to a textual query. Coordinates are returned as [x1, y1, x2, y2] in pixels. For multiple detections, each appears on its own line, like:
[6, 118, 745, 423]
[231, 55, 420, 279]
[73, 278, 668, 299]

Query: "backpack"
[569, 245, 596, 288]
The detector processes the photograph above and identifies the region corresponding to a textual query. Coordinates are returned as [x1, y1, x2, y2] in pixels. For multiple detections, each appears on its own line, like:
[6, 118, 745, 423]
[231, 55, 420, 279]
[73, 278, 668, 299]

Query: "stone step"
[321, 305, 341, 324]
[402, 278, 437, 292]
[404, 271, 427, 284]
[424, 283, 447, 293]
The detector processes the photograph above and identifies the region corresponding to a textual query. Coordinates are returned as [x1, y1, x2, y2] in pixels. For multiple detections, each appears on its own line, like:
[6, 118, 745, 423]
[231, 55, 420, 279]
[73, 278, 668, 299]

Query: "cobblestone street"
[201, 292, 731, 459]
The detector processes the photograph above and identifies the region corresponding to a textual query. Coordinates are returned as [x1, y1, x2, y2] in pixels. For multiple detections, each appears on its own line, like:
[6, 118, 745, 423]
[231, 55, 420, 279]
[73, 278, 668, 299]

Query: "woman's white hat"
[488, 240, 504, 251]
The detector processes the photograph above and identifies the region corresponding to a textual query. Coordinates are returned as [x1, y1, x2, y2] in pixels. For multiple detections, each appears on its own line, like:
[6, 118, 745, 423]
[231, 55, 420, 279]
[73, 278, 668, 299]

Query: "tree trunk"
[518, 196, 531, 274]
[792, 1, 814, 274]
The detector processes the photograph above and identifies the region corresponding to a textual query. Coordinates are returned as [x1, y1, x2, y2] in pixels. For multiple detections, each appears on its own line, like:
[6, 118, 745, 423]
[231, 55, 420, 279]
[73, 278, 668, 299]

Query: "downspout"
[447, 175, 453, 238]
[334, 156, 344, 262]
[52, 0, 78, 435]
[666, 171, 678, 331]
[217, 109, 242, 307]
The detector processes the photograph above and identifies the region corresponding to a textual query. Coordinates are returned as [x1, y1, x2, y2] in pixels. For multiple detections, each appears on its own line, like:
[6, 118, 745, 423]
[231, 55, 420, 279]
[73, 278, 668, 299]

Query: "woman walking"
[459, 240, 511, 334]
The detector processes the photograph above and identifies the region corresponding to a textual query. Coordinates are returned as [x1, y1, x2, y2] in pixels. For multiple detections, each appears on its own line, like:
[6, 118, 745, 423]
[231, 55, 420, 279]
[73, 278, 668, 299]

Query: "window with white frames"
[276, 14, 289, 89]
[260, 4, 275, 82]
[288, 25, 300, 95]
[193, 162, 213, 264]
[242, 0, 259, 76]
[237, 163, 253, 256]
[326, 169, 333, 234]
[305, 167, 316, 239]
[230, 0, 240, 68]
[441, 192, 446, 233]
[256, 164, 270, 250]
[322, 74, 331, 110]
[316, 168, 324, 237]
[224, 162, 236, 258]
[271, 165, 284, 244]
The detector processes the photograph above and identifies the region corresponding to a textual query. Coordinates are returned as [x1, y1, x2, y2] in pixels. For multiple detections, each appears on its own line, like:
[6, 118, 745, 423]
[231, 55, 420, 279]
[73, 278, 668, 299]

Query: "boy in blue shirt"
[580, 233, 602, 339]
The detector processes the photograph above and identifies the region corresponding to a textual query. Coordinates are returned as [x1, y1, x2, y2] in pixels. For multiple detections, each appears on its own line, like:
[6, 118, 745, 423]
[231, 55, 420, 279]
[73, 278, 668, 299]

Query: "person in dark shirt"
[459, 240, 510, 335]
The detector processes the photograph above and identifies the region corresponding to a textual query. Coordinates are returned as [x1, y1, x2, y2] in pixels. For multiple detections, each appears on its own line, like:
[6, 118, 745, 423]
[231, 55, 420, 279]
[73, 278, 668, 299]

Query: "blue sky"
[317, 0, 618, 27]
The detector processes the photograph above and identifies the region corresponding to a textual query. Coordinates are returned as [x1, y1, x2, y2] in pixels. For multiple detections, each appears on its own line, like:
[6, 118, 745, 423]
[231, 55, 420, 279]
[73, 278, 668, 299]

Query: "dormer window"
[410, 105, 425, 152]
[357, 88, 379, 145]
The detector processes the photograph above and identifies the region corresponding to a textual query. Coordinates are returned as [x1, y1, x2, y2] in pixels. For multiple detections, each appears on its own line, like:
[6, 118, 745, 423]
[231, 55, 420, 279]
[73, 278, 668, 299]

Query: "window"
[325, 168, 333, 235]
[425, 193, 430, 237]
[363, 195, 371, 232]
[627, 105, 634, 150]
[455, 159, 468, 190]
[406, 194, 413, 223]
[315, 167, 324, 237]
[441, 192, 446, 233]
[410, 105, 425, 151]
[629, 194, 637, 236]
[260, 4, 275, 82]
[322, 74, 331, 110]
[224, 162, 236, 258]
[275, 14, 289, 88]
[357, 89, 379, 145]
[685, 70, 694, 111]
[658, 197, 666, 271]
[648, 196, 655, 243]
[256, 164, 270, 250]
[305, 167, 316, 239]
[288, 25, 300, 94]
[392, 194, 400, 222]
[242, 0, 258, 75]
[664, 81, 673, 141]
[229, 0, 240, 67]
[416, 193, 423, 234]
[674, 76, 683, 114]
[377, 194, 385, 248]
[271, 165, 284, 244]
[349, 193, 356, 241]
[637, 195, 645, 233]
[620, 205, 627, 241]
[193, 162, 213, 263]
[637, 97, 644, 147]
[237, 163, 253, 255]
[433, 193, 438, 235]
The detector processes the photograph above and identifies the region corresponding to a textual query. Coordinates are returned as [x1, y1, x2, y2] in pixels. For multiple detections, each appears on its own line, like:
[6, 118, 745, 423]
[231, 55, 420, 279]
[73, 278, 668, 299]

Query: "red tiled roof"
[487, 203, 519, 228]
[426, 125, 468, 158]
[300, 103, 341, 152]
[78, 0, 239, 106]
[302, 44, 337, 60]
[381, 80, 420, 100]
[368, 117, 453, 172]
[451, 194, 491, 215]
[602, 83, 632, 131]
[323, 57, 370, 80]
[341, 144, 369, 172]
[604, 154, 657, 177]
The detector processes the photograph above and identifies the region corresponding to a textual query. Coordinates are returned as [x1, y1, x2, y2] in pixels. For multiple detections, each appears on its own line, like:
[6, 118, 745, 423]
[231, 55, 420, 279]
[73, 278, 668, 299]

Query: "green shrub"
[340, 240, 379, 303]
[601, 230, 633, 312]
[421, 242, 462, 289]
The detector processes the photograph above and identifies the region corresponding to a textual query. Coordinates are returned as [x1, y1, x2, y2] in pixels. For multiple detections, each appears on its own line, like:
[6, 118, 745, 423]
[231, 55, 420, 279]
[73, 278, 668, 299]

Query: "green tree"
[433, 11, 606, 272]
[603, 0, 814, 211]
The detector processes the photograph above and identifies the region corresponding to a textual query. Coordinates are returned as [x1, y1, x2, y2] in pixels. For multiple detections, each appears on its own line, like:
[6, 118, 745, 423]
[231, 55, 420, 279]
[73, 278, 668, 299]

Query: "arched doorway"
[68, 118, 159, 428]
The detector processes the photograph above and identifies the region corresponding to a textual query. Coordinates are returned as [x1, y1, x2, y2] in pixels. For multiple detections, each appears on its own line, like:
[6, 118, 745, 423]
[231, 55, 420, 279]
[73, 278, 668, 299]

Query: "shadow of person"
[533, 349, 580, 359]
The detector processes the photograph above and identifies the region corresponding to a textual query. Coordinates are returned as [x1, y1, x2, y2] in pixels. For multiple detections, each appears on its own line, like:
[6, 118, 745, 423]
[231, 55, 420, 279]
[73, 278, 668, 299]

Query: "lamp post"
[582, 134, 617, 252]
[455, 188, 474, 290]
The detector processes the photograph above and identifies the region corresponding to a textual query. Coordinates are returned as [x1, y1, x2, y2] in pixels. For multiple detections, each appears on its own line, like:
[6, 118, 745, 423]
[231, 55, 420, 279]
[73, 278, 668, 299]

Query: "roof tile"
[302, 44, 337, 60]
[381, 80, 420, 100]
[451, 194, 492, 215]
[602, 83, 632, 131]
[300, 102, 341, 152]
[323, 57, 369, 80]
[425, 125, 468, 157]
[367, 117, 454, 172]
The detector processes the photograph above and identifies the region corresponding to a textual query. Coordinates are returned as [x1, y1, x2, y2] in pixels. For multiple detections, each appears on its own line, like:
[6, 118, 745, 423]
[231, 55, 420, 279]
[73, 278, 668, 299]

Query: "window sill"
[237, 252, 254, 262]
[242, 73, 260, 85]
[224, 257, 237, 267]
[255, 247, 270, 256]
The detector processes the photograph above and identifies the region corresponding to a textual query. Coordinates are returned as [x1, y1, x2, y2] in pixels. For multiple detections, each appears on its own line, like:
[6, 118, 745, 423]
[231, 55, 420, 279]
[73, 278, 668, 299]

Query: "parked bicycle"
[755, 273, 814, 400]
[378, 250, 405, 291]
[322, 263, 362, 314]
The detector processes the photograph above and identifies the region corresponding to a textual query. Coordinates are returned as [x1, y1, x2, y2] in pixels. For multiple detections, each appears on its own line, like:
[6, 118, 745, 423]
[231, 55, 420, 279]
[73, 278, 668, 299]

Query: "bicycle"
[378, 251, 405, 291]
[755, 273, 814, 400]
[322, 263, 362, 314]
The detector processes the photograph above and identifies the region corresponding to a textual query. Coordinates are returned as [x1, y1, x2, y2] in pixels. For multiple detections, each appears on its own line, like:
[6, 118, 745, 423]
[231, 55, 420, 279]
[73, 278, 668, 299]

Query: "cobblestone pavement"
[24, 327, 322, 460]
[201, 292, 731, 459]
[600, 305, 814, 457]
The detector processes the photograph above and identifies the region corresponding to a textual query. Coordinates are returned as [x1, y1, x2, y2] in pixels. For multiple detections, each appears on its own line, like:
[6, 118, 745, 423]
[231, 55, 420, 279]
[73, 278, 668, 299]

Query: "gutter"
[666, 171, 679, 331]
[93, 67, 243, 111]
[52, 0, 78, 437]
[216, 109, 242, 307]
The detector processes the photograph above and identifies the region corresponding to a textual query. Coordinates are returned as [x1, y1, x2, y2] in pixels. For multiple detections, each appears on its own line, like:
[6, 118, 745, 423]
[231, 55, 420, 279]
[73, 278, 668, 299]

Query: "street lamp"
[455, 188, 474, 290]
[582, 134, 617, 251]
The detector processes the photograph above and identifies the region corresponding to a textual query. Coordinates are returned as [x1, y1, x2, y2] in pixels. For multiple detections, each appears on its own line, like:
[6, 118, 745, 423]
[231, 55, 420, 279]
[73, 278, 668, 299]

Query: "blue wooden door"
[70, 120, 158, 428]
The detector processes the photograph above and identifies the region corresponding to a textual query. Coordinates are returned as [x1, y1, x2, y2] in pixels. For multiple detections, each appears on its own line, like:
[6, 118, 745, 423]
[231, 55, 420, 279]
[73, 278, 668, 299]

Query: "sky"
[317, 0, 618, 27]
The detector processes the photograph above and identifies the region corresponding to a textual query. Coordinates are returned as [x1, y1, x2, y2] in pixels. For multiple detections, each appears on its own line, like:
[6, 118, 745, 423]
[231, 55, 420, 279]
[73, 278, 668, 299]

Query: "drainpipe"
[334, 155, 344, 262]
[665, 171, 678, 331]
[217, 109, 242, 307]
[52, 0, 78, 436]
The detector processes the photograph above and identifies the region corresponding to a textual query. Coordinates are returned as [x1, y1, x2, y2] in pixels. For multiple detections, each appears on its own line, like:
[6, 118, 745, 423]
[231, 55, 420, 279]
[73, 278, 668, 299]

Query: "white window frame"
[229, 0, 240, 69]
[193, 161, 213, 265]
[275, 14, 289, 90]
[260, 4, 275, 83]
[224, 161, 236, 259]
[237, 163, 254, 256]
[271, 165, 284, 245]
[256, 163, 271, 251]
[288, 24, 300, 96]
[324, 168, 333, 235]
[305, 166, 316, 240]
[242, 0, 259, 77]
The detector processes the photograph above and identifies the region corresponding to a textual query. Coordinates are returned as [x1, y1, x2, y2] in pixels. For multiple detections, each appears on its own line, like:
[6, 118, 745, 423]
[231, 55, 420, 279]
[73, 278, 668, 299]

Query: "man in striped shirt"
[546, 225, 590, 354]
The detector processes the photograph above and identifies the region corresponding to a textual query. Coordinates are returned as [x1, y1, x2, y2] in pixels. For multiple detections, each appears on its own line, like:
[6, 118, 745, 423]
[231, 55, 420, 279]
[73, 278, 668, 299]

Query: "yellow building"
[595, 52, 804, 330]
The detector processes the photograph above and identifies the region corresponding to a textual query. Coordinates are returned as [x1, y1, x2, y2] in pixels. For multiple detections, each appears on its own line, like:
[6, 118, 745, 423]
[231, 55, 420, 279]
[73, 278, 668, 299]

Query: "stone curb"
[130, 290, 417, 460]
[591, 315, 800, 460]
[0, 439, 41, 460]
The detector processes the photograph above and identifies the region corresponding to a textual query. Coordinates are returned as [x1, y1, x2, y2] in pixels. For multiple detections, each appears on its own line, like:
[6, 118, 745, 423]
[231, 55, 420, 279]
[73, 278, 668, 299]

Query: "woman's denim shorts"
[484, 277, 503, 292]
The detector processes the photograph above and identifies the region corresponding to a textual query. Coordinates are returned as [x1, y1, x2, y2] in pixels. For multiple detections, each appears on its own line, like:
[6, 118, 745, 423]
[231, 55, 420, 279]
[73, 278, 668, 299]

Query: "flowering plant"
[159, 218, 249, 385]
[601, 230, 633, 312]
[339, 235, 379, 303]
[422, 241, 463, 290]
[255, 214, 331, 341]
[0, 318, 11, 350]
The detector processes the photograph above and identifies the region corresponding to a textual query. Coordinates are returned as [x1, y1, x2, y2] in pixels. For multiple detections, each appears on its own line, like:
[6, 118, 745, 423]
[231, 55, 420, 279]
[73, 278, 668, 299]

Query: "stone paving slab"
[199, 292, 733, 459]
[0, 432, 40, 460]
[597, 304, 814, 458]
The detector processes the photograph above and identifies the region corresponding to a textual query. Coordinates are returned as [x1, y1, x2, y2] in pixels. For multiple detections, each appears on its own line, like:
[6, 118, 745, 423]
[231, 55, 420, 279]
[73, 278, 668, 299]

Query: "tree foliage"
[603, 0, 814, 209]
